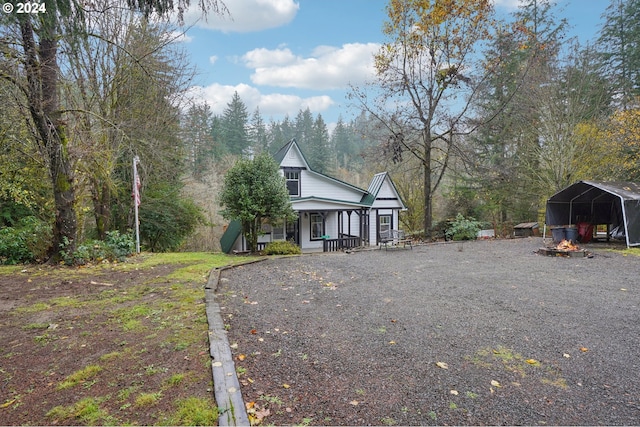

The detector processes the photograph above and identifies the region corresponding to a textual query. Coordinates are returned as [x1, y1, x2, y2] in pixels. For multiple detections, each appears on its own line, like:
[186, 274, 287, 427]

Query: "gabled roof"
[272, 138, 406, 210]
[361, 172, 407, 209]
[273, 138, 367, 195]
[548, 181, 640, 202]
[273, 138, 311, 169]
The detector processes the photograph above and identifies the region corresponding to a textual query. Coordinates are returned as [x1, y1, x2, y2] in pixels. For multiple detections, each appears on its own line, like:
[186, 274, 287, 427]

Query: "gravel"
[217, 238, 640, 425]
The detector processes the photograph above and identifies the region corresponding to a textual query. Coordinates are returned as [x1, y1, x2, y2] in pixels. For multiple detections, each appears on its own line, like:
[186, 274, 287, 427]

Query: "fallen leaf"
[255, 408, 270, 421]
[0, 399, 16, 408]
[282, 383, 290, 389]
[563, 353, 571, 358]
[491, 380, 501, 388]
[450, 390, 459, 395]
[350, 400, 359, 406]
[237, 354, 246, 361]
[250, 329, 257, 334]
[388, 341, 396, 345]
[436, 361, 449, 369]
[525, 358, 538, 365]
[580, 347, 589, 352]
[246, 401, 255, 409]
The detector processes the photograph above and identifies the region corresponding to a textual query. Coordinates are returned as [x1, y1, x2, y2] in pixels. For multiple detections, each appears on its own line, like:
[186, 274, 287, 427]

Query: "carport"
[545, 181, 640, 248]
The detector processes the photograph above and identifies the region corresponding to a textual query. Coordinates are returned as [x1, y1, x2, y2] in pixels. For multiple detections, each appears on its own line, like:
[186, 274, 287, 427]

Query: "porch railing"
[323, 234, 362, 252]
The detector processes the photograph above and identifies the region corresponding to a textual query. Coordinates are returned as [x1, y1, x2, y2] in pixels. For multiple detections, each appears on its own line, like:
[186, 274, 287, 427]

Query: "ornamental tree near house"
[219, 153, 297, 252]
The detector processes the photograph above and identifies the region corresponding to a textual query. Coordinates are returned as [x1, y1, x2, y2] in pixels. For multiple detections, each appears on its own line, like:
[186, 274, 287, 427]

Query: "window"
[272, 223, 285, 240]
[379, 214, 391, 235]
[285, 169, 300, 196]
[310, 213, 324, 240]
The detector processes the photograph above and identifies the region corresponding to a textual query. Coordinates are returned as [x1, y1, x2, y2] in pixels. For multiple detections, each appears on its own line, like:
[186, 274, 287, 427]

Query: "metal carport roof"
[545, 181, 640, 248]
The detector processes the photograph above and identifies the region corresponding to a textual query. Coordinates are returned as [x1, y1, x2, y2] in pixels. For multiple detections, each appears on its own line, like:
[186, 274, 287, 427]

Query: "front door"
[286, 217, 299, 245]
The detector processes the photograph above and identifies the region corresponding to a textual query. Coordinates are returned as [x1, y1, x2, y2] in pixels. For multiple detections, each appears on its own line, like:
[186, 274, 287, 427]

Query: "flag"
[132, 156, 141, 207]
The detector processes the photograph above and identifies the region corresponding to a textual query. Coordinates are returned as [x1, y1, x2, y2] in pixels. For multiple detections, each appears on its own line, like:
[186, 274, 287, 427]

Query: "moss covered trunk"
[20, 18, 77, 258]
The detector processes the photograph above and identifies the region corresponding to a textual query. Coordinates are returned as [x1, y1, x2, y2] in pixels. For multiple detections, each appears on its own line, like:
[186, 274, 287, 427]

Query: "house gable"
[274, 139, 367, 205]
[362, 172, 406, 210]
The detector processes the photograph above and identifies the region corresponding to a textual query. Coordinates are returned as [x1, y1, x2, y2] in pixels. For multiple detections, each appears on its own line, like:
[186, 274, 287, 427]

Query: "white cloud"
[243, 42, 380, 90]
[209, 55, 219, 65]
[164, 30, 193, 43]
[492, 0, 523, 10]
[186, 83, 334, 119]
[242, 47, 298, 68]
[183, 0, 299, 33]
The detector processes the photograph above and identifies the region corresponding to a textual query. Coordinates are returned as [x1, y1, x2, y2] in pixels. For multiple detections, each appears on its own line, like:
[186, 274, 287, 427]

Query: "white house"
[220, 139, 407, 253]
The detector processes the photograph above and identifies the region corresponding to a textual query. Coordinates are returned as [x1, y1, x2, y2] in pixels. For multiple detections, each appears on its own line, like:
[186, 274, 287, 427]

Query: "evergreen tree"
[308, 114, 333, 174]
[181, 102, 217, 178]
[248, 107, 269, 154]
[222, 91, 249, 155]
[597, 0, 640, 109]
[294, 108, 315, 154]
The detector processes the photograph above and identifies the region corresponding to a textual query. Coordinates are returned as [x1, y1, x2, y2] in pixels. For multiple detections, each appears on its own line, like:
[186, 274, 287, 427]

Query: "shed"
[545, 181, 640, 248]
[513, 222, 539, 237]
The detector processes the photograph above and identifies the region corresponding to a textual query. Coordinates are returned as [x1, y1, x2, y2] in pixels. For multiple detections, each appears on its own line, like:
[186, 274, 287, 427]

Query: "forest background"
[1, 0, 640, 262]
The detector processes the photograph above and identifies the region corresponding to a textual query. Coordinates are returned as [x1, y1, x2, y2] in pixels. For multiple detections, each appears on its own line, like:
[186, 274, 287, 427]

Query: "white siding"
[298, 170, 365, 202]
[370, 178, 403, 209]
[280, 146, 308, 168]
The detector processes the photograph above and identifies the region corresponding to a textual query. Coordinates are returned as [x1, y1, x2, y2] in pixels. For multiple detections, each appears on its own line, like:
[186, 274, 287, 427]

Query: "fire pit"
[538, 239, 590, 258]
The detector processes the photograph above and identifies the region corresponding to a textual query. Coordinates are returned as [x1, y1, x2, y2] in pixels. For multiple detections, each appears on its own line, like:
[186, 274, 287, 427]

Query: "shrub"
[262, 240, 302, 255]
[445, 213, 481, 241]
[59, 230, 135, 265]
[0, 216, 51, 264]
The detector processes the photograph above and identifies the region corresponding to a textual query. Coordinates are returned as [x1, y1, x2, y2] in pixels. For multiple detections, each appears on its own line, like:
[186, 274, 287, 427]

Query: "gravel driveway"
[217, 238, 640, 425]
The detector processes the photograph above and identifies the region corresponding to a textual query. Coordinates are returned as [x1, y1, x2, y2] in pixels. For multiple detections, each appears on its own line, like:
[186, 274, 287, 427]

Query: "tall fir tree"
[222, 91, 250, 155]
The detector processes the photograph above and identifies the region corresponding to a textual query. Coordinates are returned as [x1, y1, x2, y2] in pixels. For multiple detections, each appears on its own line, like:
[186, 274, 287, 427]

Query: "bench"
[379, 229, 413, 250]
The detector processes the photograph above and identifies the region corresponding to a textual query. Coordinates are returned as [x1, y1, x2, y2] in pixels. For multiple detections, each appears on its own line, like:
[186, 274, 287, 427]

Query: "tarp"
[545, 181, 640, 248]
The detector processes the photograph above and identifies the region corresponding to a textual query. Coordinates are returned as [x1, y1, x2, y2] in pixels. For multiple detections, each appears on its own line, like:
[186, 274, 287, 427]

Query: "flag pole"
[133, 156, 141, 253]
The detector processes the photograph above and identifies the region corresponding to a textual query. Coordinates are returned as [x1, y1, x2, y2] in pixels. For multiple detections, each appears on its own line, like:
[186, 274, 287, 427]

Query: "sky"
[175, 0, 611, 129]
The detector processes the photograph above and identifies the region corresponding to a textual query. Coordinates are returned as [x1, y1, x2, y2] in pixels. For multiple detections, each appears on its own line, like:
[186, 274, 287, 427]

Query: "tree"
[248, 106, 269, 154]
[222, 91, 250, 155]
[219, 154, 296, 252]
[308, 114, 333, 174]
[0, 0, 224, 259]
[182, 102, 217, 178]
[470, 0, 574, 224]
[597, 0, 640, 109]
[351, 0, 497, 237]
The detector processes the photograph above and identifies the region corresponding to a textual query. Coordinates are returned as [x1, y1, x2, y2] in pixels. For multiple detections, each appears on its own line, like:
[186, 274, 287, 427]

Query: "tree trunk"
[423, 137, 433, 238]
[91, 179, 111, 240]
[20, 18, 78, 258]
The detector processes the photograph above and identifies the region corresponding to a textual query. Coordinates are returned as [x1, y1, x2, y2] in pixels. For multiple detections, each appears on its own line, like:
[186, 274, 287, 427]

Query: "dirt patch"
[218, 239, 640, 425]
[0, 257, 217, 425]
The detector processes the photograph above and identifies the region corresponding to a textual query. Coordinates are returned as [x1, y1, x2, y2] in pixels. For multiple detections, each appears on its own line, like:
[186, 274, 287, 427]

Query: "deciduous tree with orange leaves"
[351, 0, 500, 238]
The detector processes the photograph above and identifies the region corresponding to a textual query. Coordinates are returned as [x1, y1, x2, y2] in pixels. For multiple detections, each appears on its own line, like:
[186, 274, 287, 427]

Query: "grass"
[4, 251, 257, 426]
[161, 397, 218, 426]
[46, 397, 114, 425]
[135, 391, 162, 407]
[58, 365, 103, 390]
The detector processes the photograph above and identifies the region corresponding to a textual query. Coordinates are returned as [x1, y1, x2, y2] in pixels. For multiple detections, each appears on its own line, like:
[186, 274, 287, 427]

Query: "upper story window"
[285, 169, 300, 197]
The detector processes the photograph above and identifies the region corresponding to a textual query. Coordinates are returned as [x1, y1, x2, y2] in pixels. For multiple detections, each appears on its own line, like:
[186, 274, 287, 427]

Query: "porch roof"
[291, 196, 369, 211]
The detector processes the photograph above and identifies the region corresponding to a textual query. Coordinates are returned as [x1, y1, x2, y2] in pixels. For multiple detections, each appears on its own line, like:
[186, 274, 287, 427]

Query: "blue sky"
[176, 0, 610, 128]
